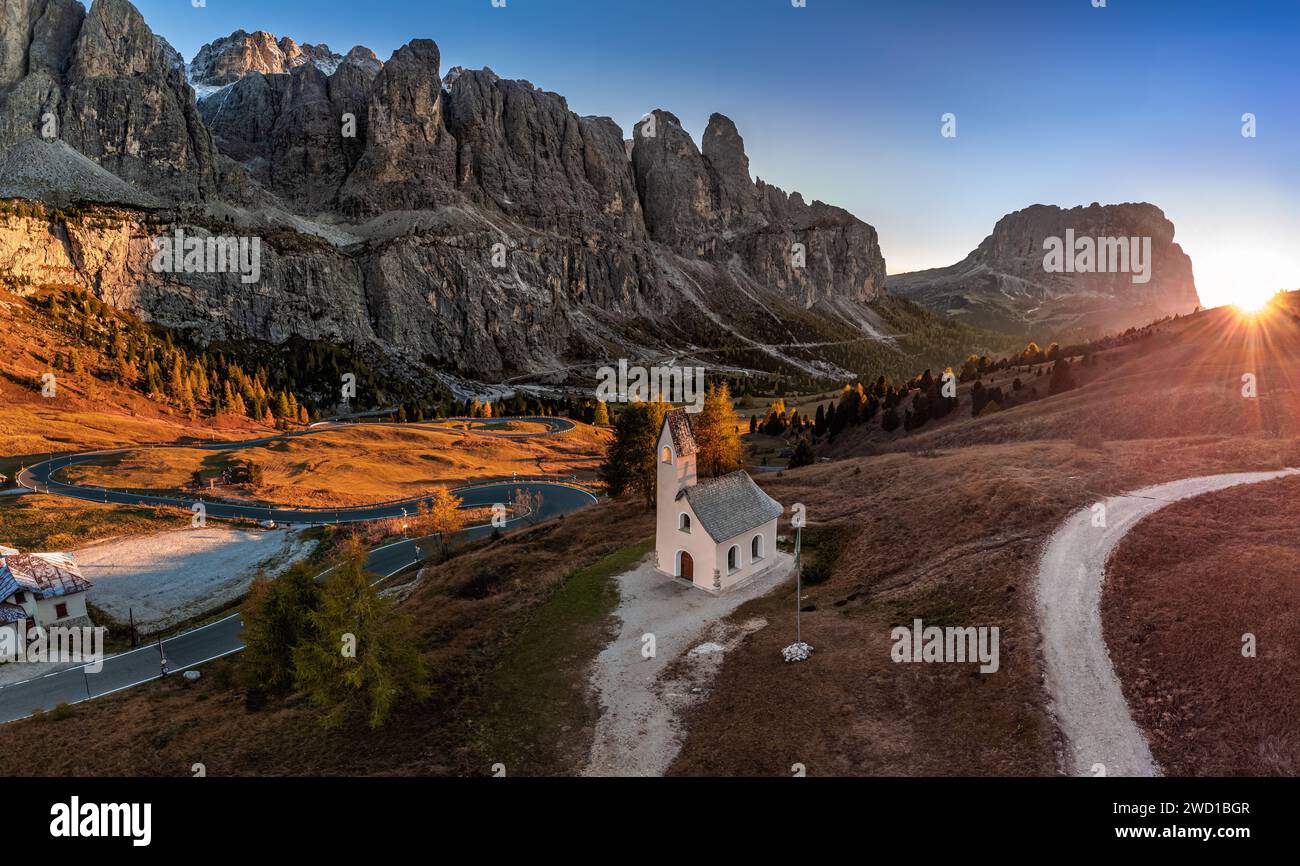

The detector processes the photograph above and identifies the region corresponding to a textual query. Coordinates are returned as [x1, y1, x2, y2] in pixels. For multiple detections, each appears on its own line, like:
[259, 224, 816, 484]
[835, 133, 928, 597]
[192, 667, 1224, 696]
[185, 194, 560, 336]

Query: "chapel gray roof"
[677, 470, 782, 542]
[663, 408, 697, 456]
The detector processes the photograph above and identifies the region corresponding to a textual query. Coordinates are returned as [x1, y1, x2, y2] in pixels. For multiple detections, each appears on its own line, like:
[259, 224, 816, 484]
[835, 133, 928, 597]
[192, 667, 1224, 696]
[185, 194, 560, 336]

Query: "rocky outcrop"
[889, 203, 1200, 338]
[196, 36, 381, 212]
[59, 0, 217, 200]
[24, 0, 84, 81]
[200, 63, 363, 213]
[0, 0, 216, 201]
[188, 29, 346, 88]
[340, 46, 381, 79]
[338, 39, 458, 214]
[632, 110, 886, 305]
[441, 68, 645, 239]
[0, 0, 83, 148]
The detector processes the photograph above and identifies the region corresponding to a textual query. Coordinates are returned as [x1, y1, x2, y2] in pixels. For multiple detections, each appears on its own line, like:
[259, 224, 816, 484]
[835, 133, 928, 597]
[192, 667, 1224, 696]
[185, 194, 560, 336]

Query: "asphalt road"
[0, 419, 595, 723]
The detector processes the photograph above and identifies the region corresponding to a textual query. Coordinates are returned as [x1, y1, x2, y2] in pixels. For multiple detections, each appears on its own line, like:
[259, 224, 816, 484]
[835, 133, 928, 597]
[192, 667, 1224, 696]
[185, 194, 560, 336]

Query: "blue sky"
[132, 0, 1300, 307]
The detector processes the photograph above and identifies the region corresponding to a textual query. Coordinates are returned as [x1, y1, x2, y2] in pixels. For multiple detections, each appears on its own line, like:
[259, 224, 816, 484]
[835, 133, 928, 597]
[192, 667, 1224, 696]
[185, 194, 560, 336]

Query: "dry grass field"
[428, 419, 554, 435]
[57, 422, 611, 507]
[666, 434, 1300, 776]
[824, 302, 1300, 458]
[0, 493, 189, 550]
[1, 430, 1295, 776]
[1104, 473, 1300, 776]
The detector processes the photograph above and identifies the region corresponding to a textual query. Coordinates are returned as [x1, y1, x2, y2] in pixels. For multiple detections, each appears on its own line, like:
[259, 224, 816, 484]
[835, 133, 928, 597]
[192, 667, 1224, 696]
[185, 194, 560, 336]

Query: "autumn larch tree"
[1049, 358, 1076, 395]
[418, 486, 467, 558]
[693, 382, 744, 478]
[240, 563, 322, 706]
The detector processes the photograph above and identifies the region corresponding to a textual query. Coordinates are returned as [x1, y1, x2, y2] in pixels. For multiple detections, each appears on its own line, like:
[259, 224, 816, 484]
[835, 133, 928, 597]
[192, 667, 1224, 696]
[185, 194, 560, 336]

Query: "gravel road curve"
[1036, 468, 1299, 777]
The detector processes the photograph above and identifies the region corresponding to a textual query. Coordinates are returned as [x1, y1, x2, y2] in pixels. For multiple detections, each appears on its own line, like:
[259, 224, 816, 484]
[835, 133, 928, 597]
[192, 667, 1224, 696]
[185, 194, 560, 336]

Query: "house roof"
[0, 603, 25, 624]
[677, 470, 783, 542]
[663, 407, 698, 457]
[0, 553, 91, 600]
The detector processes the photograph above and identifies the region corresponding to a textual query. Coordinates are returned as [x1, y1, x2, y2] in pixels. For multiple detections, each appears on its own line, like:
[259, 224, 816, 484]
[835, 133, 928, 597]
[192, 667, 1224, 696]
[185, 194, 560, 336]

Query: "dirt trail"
[1036, 468, 1299, 777]
[583, 553, 794, 777]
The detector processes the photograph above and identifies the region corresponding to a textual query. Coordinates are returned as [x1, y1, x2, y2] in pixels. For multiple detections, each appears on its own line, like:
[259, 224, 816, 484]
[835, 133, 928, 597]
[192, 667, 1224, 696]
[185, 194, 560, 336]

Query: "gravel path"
[1036, 468, 1299, 777]
[583, 552, 795, 776]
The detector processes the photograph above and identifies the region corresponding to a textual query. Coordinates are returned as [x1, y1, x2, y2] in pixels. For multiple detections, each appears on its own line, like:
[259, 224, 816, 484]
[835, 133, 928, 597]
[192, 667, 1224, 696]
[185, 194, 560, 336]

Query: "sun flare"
[1233, 289, 1277, 314]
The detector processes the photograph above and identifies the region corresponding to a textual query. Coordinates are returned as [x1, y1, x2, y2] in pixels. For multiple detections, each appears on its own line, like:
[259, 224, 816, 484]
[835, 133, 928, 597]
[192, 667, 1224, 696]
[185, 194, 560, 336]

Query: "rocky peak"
[339, 38, 458, 214]
[70, 0, 160, 78]
[631, 107, 886, 303]
[154, 34, 185, 75]
[54, 0, 217, 200]
[439, 66, 643, 237]
[189, 28, 348, 88]
[280, 37, 342, 75]
[631, 109, 717, 252]
[703, 112, 763, 223]
[1, 10, 892, 380]
[341, 45, 382, 79]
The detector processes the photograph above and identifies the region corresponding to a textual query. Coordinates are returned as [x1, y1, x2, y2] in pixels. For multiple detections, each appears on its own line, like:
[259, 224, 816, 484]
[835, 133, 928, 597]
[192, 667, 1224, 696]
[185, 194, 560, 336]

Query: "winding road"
[0, 417, 596, 723]
[1036, 468, 1299, 777]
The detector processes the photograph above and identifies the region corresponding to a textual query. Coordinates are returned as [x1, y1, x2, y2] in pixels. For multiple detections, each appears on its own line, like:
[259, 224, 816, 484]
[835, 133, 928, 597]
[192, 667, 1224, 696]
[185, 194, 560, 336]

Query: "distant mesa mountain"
[888, 203, 1201, 339]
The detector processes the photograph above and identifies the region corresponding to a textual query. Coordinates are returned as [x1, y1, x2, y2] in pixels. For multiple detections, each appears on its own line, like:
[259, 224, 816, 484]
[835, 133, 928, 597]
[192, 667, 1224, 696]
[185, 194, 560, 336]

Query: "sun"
[1233, 289, 1276, 314]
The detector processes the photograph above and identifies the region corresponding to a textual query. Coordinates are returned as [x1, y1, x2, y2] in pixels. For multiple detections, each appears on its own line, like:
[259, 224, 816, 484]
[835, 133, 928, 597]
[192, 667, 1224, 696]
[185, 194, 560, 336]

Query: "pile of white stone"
[781, 641, 813, 663]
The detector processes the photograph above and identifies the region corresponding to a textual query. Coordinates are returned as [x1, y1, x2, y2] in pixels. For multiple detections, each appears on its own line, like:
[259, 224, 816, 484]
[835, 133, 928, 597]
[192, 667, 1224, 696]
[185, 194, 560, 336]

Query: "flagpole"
[794, 524, 802, 645]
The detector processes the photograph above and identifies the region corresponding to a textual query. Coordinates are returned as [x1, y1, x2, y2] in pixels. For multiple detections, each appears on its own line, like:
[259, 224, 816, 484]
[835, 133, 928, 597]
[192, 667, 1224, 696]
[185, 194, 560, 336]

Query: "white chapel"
[655, 408, 783, 592]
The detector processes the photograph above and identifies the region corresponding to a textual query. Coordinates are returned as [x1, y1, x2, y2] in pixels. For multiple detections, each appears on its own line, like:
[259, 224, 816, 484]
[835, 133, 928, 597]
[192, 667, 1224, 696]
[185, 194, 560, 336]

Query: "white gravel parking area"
[73, 527, 314, 630]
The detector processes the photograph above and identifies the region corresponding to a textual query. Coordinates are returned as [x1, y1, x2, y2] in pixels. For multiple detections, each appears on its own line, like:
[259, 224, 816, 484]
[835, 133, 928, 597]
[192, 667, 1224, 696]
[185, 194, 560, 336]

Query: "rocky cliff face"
[0, 0, 217, 201]
[888, 203, 1200, 339]
[0, 0, 973, 387]
[632, 111, 885, 306]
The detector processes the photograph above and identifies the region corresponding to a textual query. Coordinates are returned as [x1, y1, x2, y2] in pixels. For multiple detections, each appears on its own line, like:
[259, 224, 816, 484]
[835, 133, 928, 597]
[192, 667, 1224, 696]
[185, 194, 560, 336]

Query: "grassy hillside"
[1105, 473, 1300, 776]
[808, 296, 1300, 459]
[0, 285, 271, 485]
[2, 292, 1298, 776]
[58, 422, 611, 507]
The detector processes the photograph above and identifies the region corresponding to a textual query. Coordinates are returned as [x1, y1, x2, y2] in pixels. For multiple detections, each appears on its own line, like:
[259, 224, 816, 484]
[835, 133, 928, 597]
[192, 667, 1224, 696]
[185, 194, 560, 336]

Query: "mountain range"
[0, 0, 1200, 395]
